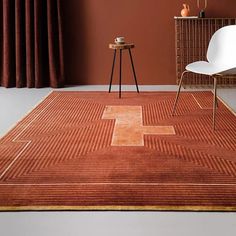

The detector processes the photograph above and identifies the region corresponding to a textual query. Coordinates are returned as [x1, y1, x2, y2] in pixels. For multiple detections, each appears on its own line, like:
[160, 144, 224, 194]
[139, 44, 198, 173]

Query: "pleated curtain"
[0, 0, 64, 88]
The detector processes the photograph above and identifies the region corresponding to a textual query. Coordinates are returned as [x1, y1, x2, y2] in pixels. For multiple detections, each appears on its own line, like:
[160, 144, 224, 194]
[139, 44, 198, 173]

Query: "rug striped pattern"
[0, 91, 236, 211]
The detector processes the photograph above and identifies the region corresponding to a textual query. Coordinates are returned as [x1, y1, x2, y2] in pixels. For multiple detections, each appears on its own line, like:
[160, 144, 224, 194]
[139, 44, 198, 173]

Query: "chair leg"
[109, 50, 117, 93]
[172, 71, 188, 116]
[215, 94, 219, 108]
[213, 77, 217, 130]
[128, 48, 139, 93]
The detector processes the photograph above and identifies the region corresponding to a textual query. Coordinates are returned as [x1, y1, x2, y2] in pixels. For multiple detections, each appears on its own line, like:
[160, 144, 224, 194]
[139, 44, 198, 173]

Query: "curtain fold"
[1, 0, 64, 88]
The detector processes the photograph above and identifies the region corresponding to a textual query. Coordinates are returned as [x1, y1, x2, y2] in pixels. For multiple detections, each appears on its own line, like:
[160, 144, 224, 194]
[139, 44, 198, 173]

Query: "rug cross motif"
[102, 106, 175, 146]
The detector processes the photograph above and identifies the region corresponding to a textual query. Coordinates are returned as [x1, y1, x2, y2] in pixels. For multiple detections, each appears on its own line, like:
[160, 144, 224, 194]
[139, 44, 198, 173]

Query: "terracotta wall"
[61, 0, 236, 85]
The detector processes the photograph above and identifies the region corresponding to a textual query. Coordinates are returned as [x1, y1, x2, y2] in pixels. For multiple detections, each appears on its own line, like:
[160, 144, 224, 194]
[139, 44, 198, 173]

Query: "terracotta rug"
[0, 91, 236, 211]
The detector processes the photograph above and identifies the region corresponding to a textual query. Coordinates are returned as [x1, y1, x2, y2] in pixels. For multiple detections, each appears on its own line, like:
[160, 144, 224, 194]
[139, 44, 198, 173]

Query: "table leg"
[119, 49, 122, 98]
[128, 48, 139, 93]
[109, 49, 116, 93]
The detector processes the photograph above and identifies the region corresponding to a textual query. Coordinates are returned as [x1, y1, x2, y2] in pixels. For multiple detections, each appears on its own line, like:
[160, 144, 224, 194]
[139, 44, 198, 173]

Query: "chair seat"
[186, 61, 236, 75]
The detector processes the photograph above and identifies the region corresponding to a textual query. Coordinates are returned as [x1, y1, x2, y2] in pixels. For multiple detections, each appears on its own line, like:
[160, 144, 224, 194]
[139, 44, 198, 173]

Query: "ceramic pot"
[181, 4, 190, 17]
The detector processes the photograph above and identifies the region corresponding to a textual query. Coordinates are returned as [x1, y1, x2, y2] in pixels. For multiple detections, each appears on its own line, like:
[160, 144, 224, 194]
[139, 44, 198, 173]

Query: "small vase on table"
[181, 4, 190, 17]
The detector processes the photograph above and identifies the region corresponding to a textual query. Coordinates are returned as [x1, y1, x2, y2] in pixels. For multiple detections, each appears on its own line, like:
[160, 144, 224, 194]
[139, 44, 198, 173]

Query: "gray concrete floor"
[0, 85, 236, 236]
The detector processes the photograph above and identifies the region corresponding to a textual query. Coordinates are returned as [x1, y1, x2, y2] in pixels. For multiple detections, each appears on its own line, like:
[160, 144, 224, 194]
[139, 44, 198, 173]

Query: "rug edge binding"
[0, 205, 235, 212]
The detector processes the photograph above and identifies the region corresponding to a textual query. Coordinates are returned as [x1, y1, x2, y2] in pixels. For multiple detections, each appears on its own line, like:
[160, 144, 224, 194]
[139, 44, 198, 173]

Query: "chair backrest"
[207, 25, 236, 68]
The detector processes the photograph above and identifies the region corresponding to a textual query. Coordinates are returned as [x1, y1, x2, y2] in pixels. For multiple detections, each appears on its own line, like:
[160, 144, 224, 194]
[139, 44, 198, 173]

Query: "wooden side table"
[108, 43, 139, 98]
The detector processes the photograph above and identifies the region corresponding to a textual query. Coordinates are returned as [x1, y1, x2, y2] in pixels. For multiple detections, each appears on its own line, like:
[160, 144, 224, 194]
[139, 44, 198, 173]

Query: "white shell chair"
[172, 25, 236, 130]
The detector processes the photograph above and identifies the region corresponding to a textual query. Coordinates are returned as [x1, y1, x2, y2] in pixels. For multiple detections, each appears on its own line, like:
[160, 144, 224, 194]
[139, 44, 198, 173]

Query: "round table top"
[109, 43, 135, 50]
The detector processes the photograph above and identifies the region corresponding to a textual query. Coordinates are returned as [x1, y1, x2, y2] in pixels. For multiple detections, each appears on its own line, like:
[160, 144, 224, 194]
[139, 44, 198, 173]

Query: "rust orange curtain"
[0, 0, 64, 88]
